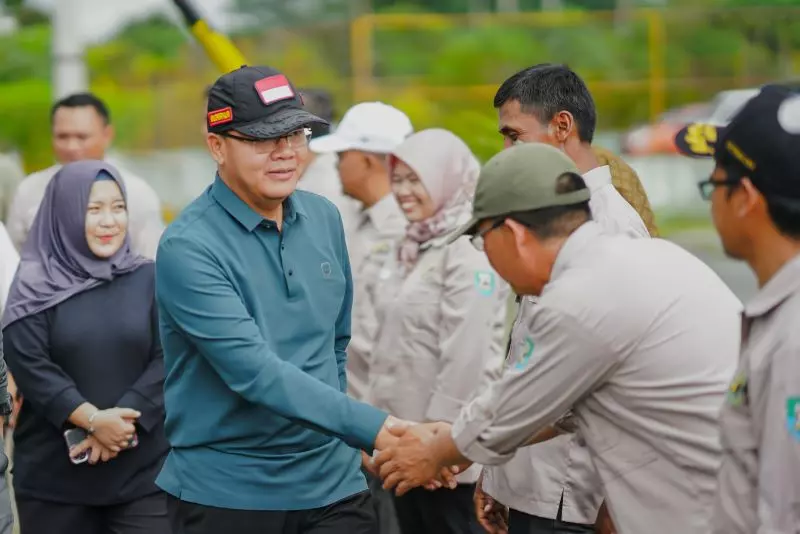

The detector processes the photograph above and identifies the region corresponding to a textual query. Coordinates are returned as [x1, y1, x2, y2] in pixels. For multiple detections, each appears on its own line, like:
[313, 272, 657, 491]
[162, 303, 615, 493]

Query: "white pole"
[52, 0, 89, 100]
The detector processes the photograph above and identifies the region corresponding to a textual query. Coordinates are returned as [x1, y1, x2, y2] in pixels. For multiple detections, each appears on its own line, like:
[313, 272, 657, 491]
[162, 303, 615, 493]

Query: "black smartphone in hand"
[64, 428, 89, 464]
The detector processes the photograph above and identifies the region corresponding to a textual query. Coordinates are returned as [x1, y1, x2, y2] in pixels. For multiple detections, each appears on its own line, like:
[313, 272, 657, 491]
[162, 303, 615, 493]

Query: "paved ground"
[668, 229, 758, 303]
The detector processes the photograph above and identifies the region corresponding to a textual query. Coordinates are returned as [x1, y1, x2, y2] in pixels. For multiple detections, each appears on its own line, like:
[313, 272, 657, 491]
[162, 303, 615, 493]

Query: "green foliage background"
[0, 0, 799, 170]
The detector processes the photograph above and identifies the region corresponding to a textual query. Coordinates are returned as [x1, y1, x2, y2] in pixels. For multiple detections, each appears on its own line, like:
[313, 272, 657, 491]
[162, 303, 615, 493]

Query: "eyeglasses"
[470, 218, 505, 251]
[697, 177, 741, 200]
[220, 128, 311, 154]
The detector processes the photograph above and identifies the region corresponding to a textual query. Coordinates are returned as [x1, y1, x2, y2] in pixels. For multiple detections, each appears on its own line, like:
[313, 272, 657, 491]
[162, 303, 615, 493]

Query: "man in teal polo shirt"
[155, 66, 400, 534]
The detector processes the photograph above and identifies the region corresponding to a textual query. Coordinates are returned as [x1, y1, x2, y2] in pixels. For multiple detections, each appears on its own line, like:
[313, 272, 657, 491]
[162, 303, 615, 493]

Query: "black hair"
[50, 92, 110, 125]
[721, 160, 800, 239]
[765, 197, 800, 239]
[299, 88, 334, 138]
[507, 172, 592, 239]
[494, 64, 596, 143]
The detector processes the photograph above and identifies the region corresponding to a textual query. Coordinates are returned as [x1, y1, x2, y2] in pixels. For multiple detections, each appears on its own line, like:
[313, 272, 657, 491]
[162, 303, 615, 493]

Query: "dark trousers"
[508, 508, 594, 534]
[167, 490, 377, 534]
[17, 492, 170, 534]
[393, 484, 484, 534]
[364, 471, 401, 534]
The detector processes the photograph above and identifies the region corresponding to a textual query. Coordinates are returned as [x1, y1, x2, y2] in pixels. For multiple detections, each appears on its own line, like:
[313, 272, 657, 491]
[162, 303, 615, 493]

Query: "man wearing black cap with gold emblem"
[674, 84, 800, 534]
[155, 66, 403, 534]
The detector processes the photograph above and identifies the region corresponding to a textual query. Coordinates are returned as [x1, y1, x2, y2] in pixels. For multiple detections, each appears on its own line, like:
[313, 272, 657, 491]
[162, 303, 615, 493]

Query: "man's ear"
[550, 111, 574, 143]
[735, 178, 765, 219]
[505, 218, 531, 249]
[103, 124, 115, 150]
[206, 134, 225, 165]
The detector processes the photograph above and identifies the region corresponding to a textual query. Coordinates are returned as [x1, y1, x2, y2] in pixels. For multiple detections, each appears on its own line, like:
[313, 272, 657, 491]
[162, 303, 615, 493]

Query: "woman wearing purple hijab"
[2, 161, 170, 534]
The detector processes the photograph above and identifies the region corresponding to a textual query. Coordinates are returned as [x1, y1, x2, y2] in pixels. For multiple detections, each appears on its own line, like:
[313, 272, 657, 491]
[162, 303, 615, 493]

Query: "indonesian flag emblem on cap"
[254, 74, 295, 106]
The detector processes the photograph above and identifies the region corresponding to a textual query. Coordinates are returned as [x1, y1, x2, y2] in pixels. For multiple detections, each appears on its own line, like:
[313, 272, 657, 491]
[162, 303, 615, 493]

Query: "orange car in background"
[621, 103, 712, 156]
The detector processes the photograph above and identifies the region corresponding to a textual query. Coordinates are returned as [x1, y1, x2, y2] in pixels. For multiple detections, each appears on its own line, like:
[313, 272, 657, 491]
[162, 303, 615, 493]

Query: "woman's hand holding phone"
[69, 435, 118, 465]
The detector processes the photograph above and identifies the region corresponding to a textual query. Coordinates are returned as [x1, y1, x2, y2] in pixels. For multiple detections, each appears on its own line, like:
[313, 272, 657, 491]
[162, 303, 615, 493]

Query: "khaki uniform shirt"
[0, 154, 24, 224]
[710, 254, 800, 534]
[297, 153, 359, 237]
[453, 222, 741, 534]
[370, 235, 509, 483]
[6, 163, 164, 258]
[345, 194, 406, 402]
[483, 165, 649, 523]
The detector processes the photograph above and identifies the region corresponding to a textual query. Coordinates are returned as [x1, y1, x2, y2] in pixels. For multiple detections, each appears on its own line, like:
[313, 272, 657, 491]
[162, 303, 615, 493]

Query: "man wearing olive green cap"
[374, 143, 742, 534]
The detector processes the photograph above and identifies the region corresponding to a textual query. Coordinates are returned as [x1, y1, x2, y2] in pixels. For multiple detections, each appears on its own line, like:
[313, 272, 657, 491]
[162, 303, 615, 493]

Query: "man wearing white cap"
[309, 102, 413, 534]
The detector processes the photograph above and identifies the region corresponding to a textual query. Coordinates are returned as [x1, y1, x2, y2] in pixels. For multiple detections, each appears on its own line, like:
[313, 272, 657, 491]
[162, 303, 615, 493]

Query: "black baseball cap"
[677, 84, 800, 200]
[206, 65, 328, 139]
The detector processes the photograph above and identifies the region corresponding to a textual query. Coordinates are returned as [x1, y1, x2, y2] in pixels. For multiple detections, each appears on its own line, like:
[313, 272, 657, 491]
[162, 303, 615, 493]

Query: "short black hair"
[299, 88, 334, 138]
[765, 197, 800, 239]
[51, 92, 110, 125]
[507, 172, 592, 239]
[494, 64, 597, 143]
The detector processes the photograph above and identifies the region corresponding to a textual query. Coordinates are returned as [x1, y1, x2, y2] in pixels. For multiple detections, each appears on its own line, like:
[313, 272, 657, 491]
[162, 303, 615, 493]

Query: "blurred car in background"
[621, 88, 761, 156]
[621, 103, 711, 156]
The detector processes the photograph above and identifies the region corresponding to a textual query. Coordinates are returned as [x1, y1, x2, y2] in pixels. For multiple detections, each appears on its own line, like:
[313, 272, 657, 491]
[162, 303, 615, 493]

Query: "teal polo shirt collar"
[210, 175, 308, 232]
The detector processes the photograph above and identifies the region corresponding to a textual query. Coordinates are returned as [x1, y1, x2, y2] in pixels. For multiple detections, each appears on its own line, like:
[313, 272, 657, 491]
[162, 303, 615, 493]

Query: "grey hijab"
[2, 160, 150, 329]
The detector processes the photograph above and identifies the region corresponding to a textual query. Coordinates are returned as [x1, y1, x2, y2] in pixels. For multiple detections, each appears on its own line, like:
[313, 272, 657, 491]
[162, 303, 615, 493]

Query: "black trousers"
[393, 484, 484, 534]
[17, 492, 170, 534]
[508, 508, 594, 534]
[167, 490, 377, 534]
[364, 471, 401, 534]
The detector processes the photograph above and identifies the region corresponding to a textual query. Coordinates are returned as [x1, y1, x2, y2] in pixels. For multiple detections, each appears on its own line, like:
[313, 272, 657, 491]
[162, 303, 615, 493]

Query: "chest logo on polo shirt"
[787, 397, 800, 442]
[474, 271, 496, 296]
[726, 371, 748, 407]
[321, 262, 332, 279]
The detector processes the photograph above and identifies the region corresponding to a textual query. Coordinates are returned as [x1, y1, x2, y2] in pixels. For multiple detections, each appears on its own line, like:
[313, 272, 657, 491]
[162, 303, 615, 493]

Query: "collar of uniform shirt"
[581, 165, 613, 193]
[744, 252, 800, 318]
[363, 194, 403, 235]
[550, 221, 603, 281]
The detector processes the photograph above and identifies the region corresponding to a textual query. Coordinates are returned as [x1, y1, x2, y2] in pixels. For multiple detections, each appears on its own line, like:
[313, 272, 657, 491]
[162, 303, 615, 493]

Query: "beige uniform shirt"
[710, 254, 800, 534]
[454, 222, 741, 534]
[345, 194, 406, 402]
[0, 154, 25, 224]
[297, 153, 359, 236]
[483, 165, 650, 523]
[6, 163, 164, 258]
[0, 222, 19, 311]
[370, 235, 509, 483]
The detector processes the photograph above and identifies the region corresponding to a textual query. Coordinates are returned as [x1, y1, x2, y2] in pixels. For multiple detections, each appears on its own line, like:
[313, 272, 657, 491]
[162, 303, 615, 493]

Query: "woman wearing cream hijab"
[367, 129, 509, 534]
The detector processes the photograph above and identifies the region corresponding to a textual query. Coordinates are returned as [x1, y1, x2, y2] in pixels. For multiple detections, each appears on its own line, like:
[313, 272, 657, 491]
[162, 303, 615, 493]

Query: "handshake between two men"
[365, 418, 470, 496]
[364, 417, 511, 533]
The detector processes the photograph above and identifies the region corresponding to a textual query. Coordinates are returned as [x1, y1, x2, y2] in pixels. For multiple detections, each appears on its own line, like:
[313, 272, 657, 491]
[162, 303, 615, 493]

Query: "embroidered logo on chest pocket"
[474, 271, 496, 296]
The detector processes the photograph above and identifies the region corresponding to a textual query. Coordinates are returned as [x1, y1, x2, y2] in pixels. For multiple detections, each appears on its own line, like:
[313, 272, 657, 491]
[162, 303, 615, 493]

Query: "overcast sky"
[25, 0, 234, 43]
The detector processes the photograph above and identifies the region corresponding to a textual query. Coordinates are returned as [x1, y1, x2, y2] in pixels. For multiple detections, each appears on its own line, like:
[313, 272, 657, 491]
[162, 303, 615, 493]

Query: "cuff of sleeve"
[346, 400, 388, 452]
[451, 414, 515, 466]
[425, 391, 464, 423]
[46, 386, 87, 428]
[117, 390, 163, 433]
